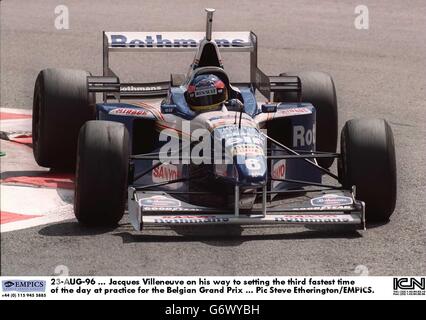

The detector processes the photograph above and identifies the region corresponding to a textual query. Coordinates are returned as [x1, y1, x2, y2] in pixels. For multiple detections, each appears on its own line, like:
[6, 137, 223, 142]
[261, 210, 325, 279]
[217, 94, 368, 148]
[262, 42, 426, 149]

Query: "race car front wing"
[128, 188, 365, 231]
[127, 131, 365, 231]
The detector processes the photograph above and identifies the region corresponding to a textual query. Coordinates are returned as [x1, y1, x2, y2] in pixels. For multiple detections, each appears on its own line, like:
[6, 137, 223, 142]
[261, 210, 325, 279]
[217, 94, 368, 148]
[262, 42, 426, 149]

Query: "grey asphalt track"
[1, 0, 425, 276]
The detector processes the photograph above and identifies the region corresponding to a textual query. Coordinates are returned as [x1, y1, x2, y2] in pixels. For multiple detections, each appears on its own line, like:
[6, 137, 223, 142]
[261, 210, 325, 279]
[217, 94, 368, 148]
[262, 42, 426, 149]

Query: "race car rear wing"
[105, 31, 254, 52]
[90, 9, 301, 102]
[88, 31, 257, 101]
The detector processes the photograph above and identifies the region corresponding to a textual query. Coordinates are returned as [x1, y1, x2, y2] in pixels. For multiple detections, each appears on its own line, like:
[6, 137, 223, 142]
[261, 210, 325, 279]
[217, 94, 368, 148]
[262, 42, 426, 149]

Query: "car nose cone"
[212, 126, 267, 186]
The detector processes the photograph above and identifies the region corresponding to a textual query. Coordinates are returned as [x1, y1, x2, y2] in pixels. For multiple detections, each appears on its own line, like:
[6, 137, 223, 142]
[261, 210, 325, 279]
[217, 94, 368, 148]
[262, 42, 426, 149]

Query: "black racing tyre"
[274, 71, 338, 169]
[74, 121, 129, 227]
[339, 119, 397, 222]
[32, 68, 95, 169]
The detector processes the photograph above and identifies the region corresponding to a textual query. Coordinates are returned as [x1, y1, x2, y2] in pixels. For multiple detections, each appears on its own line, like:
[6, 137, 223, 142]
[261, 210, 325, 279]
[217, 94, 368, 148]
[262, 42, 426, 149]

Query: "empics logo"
[393, 277, 425, 296]
[2, 280, 46, 292]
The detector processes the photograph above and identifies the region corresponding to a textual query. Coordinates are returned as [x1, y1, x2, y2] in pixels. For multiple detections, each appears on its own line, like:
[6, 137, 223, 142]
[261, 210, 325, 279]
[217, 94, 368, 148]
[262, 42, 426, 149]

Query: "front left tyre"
[339, 118, 397, 222]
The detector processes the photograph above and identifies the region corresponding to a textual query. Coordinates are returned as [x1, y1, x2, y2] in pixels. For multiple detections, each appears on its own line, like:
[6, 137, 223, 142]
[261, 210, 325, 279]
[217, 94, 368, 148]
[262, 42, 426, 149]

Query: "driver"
[185, 74, 228, 112]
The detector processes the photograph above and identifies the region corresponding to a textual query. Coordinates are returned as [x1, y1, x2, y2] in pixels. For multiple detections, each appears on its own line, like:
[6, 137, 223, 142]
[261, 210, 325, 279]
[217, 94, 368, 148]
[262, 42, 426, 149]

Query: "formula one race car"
[32, 8, 396, 230]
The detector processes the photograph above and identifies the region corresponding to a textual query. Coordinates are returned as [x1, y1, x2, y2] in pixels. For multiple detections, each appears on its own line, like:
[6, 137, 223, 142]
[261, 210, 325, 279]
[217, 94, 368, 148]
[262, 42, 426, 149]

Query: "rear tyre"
[339, 119, 397, 222]
[74, 121, 129, 227]
[274, 71, 338, 169]
[32, 68, 95, 170]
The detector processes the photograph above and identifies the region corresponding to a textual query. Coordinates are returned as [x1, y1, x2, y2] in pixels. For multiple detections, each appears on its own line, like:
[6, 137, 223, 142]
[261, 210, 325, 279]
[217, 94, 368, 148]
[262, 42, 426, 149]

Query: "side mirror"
[225, 99, 244, 112]
[161, 104, 178, 114]
[261, 103, 278, 113]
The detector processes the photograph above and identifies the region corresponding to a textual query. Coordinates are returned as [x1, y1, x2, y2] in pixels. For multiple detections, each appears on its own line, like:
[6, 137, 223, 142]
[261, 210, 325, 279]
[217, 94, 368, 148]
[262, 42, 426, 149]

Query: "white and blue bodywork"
[87, 11, 364, 230]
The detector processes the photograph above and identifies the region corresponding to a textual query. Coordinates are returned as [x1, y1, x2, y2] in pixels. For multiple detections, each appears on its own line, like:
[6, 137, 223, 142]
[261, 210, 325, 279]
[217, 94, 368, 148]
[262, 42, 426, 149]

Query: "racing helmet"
[185, 74, 228, 112]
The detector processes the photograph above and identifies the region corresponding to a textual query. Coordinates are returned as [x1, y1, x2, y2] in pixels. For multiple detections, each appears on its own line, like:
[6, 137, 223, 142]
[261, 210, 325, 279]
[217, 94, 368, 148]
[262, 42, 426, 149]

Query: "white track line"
[0, 119, 32, 132]
[0, 185, 75, 232]
[0, 107, 32, 115]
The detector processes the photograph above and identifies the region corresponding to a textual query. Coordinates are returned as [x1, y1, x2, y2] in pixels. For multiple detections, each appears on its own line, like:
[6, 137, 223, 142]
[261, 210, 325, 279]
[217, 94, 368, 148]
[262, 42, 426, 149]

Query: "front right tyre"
[74, 121, 129, 227]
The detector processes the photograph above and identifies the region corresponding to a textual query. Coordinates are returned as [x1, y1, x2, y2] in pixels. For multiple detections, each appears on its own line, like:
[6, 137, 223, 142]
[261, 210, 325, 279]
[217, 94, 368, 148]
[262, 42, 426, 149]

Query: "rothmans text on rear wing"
[90, 24, 300, 101]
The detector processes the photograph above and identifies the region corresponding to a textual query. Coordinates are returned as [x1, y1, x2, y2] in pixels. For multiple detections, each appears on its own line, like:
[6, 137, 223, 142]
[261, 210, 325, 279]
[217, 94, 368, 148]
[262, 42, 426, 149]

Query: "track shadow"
[0, 168, 74, 178]
[0, 170, 49, 179]
[365, 220, 390, 229]
[38, 221, 116, 236]
[56, 188, 74, 204]
[113, 224, 361, 246]
[38, 221, 362, 245]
